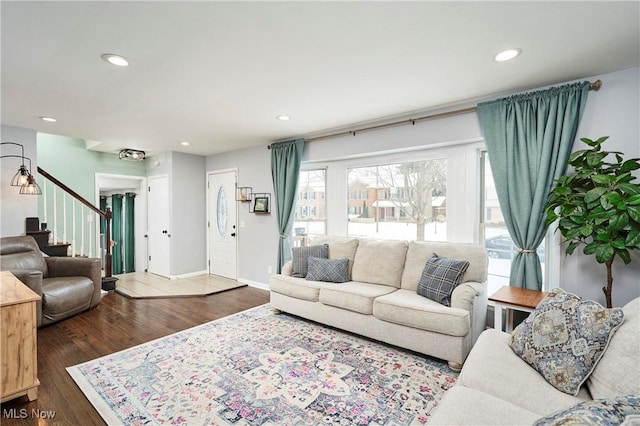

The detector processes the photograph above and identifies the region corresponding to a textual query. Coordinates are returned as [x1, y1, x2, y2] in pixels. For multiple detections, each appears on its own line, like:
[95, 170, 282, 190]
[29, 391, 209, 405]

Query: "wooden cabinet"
[0, 271, 40, 402]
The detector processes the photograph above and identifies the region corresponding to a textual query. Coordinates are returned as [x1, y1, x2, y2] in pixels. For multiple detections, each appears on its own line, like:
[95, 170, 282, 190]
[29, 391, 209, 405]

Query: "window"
[347, 159, 447, 241]
[480, 151, 545, 295]
[293, 169, 326, 240]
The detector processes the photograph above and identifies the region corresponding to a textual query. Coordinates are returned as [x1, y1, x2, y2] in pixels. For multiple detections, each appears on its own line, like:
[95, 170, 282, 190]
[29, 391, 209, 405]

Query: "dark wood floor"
[0, 286, 270, 426]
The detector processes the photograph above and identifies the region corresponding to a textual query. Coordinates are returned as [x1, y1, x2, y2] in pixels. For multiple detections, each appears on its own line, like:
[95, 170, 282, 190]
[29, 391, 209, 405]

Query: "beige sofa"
[269, 236, 488, 368]
[429, 297, 640, 425]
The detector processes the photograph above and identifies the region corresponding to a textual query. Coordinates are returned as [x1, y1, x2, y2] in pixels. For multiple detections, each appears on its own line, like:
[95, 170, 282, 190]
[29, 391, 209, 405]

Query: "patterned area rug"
[67, 305, 457, 425]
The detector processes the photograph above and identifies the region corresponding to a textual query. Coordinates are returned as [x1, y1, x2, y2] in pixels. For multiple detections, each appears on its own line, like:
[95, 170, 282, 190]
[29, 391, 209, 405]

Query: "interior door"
[209, 171, 237, 280]
[147, 175, 170, 277]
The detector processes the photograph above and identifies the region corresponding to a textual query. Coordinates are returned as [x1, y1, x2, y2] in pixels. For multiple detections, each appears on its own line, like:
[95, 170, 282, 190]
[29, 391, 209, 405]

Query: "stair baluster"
[37, 167, 116, 289]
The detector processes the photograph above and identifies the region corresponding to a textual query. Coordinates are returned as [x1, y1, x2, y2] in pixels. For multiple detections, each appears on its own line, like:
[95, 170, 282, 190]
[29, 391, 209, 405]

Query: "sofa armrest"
[451, 281, 488, 348]
[281, 260, 293, 276]
[45, 257, 102, 307]
[451, 281, 483, 311]
[6, 269, 43, 297]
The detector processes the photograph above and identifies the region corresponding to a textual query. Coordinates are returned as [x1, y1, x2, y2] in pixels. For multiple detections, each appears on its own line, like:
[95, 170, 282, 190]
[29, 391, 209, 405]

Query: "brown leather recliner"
[0, 235, 102, 327]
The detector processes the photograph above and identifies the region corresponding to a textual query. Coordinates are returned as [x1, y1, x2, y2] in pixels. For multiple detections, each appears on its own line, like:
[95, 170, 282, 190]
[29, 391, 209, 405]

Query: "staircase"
[25, 221, 71, 256]
[37, 166, 117, 290]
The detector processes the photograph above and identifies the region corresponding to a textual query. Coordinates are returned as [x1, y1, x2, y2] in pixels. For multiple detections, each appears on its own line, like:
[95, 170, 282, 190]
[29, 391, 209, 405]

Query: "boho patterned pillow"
[305, 257, 350, 283]
[510, 288, 625, 396]
[533, 395, 640, 426]
[416, 254, 470, 306]
[292, 244, 329, 278]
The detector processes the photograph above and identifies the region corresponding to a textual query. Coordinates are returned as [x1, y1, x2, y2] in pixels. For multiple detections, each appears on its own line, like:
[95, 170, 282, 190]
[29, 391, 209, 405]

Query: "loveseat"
[429, 293, 640, 425]
[0, 235, 102, 327]
[269, 236, 488, 369]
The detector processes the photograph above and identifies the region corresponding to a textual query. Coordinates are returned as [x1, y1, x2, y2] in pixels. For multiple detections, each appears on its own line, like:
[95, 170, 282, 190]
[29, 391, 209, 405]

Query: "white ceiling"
[1, 1, 638, 157]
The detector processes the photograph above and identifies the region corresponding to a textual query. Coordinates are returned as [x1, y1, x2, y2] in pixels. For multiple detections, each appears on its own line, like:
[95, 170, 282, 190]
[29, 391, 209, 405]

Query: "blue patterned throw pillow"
[305, 257, 349, 283]
[533, 395, 640, 426]
[510, 288, 625, 396]
[416, 254, 470, 306]
[291, 244, 329, 278]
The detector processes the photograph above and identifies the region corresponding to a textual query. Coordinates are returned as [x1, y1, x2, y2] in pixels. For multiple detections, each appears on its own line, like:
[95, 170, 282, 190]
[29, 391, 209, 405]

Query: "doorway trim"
[206, 168, 238, 280]
[95, 173, 148, 273]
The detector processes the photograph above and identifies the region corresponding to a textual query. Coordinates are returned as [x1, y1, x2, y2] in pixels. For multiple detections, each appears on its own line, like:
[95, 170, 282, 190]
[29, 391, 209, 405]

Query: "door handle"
[231, 232, 236, 237]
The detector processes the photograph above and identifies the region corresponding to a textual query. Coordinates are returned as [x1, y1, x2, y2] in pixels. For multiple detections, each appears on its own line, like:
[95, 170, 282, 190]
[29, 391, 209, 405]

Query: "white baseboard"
[170, 270, 209, 280]
[238, 278, 269, 291]
[159, 271, 269, 291]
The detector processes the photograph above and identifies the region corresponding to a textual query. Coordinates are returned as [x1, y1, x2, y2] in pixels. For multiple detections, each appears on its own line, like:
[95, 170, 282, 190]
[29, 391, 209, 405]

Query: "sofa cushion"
[41, 276, 94, 322]
[291, 244, 328, 278]
[460, 329, 590, 416]
[269, 274, 334, 302]
[305, 257, 349, 283]
[351, 239, 408, 287]
[319, 282, 397, 314]
[532, 395, 640, 426]
[311, 236, 359, 279]
[373, 289, 470, 336]
[510, 288, 624, 396]
[429, 386, 540, 425]
[587, 297, 640, 399]
[417, 254, 470, 306]
[0, 235, 49, 277]
[401, 241, 487, 291]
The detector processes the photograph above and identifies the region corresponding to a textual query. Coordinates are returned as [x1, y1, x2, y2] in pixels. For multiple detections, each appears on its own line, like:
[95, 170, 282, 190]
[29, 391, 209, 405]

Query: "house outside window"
[293, 169, 326, 241]
[347, 159, 447, 241]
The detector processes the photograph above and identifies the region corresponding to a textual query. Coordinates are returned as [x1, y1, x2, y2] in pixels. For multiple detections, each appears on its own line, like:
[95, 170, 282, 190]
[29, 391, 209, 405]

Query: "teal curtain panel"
[124, 192, 136, 273]
[99, 196, 107, 234]
[477, 81, 590, 290]
[271, 138, 305, 273]
[111, 194, 124, 275]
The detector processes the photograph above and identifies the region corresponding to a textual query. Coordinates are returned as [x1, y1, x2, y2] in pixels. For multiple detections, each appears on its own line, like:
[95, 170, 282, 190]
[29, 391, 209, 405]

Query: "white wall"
[206, 145, 278, 287]
[0, 126, 38, 237]
[206, 67, 640, 306]
[561, 67, 640, 307]
[171, 152, 207, 276]
[146, 151, 207, 277]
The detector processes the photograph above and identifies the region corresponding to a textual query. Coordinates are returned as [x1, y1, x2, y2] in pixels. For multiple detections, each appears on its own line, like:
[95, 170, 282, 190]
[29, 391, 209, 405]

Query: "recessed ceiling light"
[39, 116, 56, 122]
[101, 53, 130, 67]
[276, 115, 291, 121]
[494, 48, 522, 62]
[180, 141, 190, 146]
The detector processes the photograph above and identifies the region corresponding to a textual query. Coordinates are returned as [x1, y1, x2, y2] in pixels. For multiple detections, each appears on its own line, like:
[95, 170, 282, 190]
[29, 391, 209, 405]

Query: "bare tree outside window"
[348, 159, 447, 241]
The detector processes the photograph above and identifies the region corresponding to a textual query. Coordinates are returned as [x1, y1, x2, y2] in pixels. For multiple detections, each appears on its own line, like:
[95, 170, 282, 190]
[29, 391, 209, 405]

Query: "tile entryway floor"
[114, 272, 246, 298]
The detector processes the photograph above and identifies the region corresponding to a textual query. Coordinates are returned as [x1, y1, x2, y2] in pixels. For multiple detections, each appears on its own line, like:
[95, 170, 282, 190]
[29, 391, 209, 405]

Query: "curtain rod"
[267, 79, 602, 149]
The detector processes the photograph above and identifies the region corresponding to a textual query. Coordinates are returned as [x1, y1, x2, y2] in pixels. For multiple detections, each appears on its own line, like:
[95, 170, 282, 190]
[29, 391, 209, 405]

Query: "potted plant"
[544, 136, 640, 308]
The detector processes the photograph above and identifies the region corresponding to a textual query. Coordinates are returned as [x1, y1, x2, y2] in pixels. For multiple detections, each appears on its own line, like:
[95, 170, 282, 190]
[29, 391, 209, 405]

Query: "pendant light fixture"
[1, 142, 42, 195]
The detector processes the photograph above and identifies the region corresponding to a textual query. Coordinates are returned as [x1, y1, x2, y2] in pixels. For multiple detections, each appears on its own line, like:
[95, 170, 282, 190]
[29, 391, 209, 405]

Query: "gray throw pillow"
[510, 288, 624, 396]
[416, 254, 469, 306]
[305, 257, 349, 283]
[292, 244, 329, 278]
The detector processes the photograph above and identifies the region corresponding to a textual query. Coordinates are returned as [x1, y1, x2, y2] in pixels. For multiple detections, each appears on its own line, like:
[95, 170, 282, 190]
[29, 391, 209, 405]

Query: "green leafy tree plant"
[545, 136, 640, 308]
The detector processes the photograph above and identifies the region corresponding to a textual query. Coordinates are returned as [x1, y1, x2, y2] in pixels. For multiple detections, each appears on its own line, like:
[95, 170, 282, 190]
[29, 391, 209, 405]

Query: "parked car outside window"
[484, 235, 544, 261]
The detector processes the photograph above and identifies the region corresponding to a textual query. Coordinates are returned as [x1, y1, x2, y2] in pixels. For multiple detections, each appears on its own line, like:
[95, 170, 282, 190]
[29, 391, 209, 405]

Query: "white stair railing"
[37, 166, 115, 282]
[40, 178, 98, 258]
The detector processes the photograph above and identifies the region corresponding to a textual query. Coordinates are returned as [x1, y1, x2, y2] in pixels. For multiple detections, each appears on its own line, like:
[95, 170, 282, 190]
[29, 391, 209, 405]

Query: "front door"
[147, 175, 170, 277]
[208, 170, 237, 280]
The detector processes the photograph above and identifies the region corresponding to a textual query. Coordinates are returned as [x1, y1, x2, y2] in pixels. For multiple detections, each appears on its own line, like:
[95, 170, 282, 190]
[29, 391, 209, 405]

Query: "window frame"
[293, 167, 327, 239]
[304, 142, 479, 240]
[479, 149, 554, 292]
